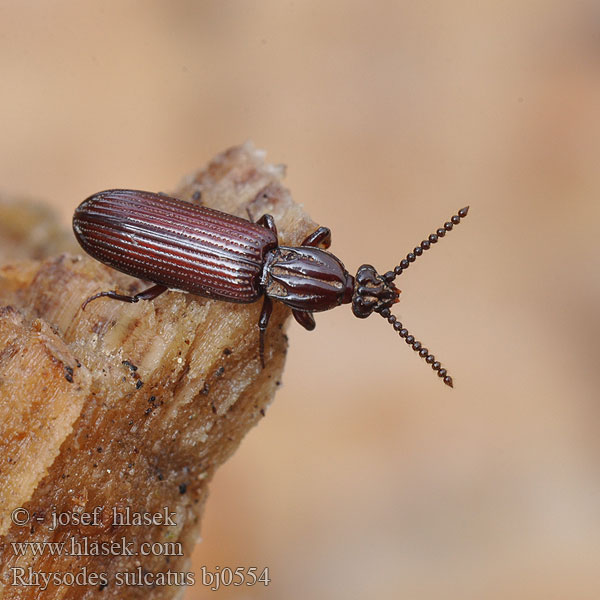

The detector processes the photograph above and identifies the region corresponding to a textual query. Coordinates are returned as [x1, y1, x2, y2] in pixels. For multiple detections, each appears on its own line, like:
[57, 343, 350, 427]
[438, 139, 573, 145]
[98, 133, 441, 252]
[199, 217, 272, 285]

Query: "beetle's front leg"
[82, 284, 167, 310]
[292, 309, 316, 331]
[258, 295, 273, 367]
[302, 226, 331, 249]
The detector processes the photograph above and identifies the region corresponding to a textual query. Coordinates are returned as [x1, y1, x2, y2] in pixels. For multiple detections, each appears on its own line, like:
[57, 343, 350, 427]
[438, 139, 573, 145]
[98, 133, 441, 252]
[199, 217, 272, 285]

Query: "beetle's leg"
[82, 284, 167, 311]
[258, 296, 273, 367]
[255, 213, 278, 236]
[292, 309, 316, 331]
[301, 226, 331, 249]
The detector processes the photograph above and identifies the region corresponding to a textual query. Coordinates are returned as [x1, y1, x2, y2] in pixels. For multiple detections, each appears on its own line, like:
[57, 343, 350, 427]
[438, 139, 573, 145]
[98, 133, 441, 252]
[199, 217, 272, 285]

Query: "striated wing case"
[73, 189, 278, 303]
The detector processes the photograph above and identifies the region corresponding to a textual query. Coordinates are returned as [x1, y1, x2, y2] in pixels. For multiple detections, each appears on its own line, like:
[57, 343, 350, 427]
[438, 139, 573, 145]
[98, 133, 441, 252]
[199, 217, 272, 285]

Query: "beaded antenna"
[382, 206, 469, 387]
[351, 207, 469, 388]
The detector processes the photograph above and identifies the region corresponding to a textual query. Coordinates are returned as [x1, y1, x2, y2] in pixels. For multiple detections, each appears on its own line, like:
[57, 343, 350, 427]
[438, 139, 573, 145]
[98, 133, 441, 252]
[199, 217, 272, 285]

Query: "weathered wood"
[0, 143, 315, 598]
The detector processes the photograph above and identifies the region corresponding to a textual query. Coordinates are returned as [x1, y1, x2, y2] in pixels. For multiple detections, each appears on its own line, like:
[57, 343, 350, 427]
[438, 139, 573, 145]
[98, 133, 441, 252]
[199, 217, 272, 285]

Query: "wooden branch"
[0, 143, 316, 598]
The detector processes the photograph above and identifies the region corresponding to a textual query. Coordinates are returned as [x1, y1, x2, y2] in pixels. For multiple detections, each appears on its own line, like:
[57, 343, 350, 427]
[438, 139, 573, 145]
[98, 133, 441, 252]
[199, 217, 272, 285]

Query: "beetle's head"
[351, 264, 400, 318]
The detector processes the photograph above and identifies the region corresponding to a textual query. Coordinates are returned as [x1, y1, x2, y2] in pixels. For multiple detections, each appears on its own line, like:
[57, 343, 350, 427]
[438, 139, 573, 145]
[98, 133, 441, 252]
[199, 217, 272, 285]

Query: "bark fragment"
[0, 143, 315, 598]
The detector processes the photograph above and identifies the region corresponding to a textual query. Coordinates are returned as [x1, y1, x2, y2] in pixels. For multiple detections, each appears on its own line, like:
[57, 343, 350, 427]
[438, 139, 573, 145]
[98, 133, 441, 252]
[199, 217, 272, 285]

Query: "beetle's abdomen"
[73, 189, 278, 303]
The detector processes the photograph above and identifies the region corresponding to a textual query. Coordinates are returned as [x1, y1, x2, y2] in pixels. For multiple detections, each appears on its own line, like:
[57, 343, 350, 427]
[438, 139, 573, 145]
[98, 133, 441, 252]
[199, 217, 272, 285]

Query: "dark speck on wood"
[64, 365, 74, 383]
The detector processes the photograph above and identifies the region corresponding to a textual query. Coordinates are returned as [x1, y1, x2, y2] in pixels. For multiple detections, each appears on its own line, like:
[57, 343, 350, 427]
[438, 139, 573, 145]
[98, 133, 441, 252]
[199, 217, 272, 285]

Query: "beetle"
[73, 189, 469, 386]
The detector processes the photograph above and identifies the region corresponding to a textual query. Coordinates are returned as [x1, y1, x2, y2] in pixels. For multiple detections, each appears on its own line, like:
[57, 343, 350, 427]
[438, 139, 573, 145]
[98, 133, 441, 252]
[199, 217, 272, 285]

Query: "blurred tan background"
[1, 1, 599, 598]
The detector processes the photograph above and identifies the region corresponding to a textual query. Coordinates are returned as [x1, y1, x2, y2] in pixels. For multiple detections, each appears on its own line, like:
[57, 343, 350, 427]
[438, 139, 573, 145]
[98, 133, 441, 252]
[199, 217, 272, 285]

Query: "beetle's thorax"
[262, 246, 354, 312]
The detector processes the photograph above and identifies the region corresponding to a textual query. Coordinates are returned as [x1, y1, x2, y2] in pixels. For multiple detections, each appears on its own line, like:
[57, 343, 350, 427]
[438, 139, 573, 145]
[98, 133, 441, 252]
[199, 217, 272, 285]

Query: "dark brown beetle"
[73, 189, 469, 386]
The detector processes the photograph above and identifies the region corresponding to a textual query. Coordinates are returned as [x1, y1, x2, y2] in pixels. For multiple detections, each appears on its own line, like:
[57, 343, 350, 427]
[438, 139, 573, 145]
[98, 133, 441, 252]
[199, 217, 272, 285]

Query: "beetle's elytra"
[73, 189, 469, 387]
